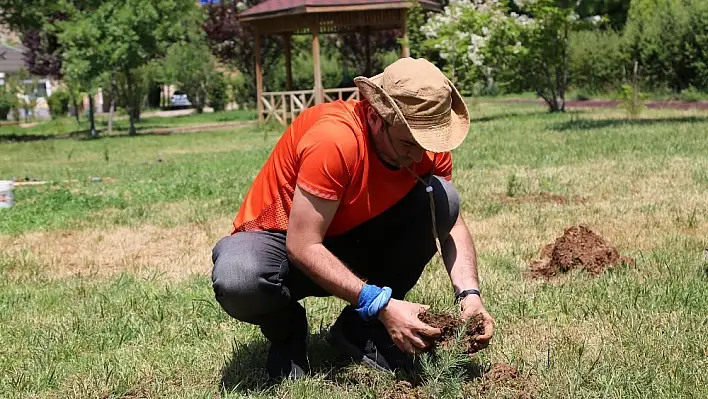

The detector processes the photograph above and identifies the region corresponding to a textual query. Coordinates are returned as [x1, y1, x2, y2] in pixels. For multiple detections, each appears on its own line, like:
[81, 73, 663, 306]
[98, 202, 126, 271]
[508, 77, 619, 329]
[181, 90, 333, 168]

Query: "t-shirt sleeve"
[433, 152, 453, 181]
[295, 123, 358, 201]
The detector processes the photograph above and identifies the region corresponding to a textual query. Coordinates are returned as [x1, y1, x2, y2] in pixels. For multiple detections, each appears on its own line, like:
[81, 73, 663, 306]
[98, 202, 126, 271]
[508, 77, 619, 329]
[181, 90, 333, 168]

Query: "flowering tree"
[421, 0, 530, 95]
[421, 0, 601, 111]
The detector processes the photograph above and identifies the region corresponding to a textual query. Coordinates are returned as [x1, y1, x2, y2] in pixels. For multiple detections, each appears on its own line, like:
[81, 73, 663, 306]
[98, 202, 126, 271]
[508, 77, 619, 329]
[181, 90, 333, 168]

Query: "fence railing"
[260, 87, 359, 125]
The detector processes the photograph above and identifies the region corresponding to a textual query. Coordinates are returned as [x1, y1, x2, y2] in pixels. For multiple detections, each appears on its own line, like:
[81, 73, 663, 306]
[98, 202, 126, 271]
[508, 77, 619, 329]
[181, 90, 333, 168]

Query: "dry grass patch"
[0, 217, 232, 280]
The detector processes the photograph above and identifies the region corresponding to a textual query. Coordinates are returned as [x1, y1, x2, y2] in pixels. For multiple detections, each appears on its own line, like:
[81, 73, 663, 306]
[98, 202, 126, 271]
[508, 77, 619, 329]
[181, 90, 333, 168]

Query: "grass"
[0, 108, 257, 141]
[1, 102, 707, 398]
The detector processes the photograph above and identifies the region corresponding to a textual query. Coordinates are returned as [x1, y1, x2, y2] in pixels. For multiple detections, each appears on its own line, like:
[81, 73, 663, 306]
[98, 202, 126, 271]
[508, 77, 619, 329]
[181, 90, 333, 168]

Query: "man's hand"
[377, 299, 441, 354]
[459, 294, 494, 351]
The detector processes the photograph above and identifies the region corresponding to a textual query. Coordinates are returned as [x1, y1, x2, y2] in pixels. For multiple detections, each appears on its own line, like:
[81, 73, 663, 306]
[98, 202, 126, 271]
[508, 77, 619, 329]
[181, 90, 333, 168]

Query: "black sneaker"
[261, 303, 309, 380]
[265, 339, 308, 380]
[326, 306, 412, 373]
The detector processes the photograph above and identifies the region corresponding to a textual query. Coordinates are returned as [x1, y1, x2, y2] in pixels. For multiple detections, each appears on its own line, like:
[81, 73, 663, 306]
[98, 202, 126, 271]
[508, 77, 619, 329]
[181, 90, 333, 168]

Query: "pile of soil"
[527, 225, 634, 279]
[466, 363, 532, 399]
[483, 363, 519, 383]
[418, 311, 486, 354]
[383, 381, 426, 399]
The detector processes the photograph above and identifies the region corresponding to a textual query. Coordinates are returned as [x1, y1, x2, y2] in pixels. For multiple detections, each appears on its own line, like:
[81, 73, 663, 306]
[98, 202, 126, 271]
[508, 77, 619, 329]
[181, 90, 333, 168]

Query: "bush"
[47, 88, 71, 119]
[624, 0, 708, 92]
[230, 73, 255, 110]
[569, 30, 628, 95]
[0, 87, 17, 120]
[679, 86, 705, 103]
[620, 83, 647, 118]
[207, 72, 228, 112]
[266, 50, 343, 92]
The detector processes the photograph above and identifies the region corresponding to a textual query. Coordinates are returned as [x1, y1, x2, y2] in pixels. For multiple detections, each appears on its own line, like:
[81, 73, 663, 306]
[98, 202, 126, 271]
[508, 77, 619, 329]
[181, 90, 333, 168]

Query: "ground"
[1, 102, 707, 398]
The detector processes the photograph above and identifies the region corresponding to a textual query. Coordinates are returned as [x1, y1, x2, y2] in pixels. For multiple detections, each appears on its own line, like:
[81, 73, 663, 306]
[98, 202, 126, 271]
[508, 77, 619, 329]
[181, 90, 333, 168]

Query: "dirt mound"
[527, 225, 634, 278]
[383, 381, 426, 399]
[418, 311, 486, 354]
[484, 363, 519, 383]
[464, 363, 532, 399]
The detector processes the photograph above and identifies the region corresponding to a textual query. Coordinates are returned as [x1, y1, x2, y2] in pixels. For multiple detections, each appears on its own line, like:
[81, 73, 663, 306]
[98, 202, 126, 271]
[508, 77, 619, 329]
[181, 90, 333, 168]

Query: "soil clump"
[418, 311, 486, 354]
[527, 225, 634, 278]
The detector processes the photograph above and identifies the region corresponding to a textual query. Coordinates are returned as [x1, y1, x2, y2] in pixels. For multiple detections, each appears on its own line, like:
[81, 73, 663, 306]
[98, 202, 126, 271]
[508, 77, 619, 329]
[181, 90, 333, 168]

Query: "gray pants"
[211, 176, 460, 341]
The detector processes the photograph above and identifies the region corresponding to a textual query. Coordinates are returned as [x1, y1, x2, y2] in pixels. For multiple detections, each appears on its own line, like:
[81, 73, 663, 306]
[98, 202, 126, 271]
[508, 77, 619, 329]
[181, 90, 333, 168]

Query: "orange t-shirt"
[232, 99, 452, 237]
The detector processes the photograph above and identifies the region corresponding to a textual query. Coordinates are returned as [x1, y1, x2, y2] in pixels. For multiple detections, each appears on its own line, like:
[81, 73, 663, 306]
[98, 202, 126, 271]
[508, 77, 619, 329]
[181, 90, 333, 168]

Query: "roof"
[239, 0, 441, 19]
[0, 44, 26, 74]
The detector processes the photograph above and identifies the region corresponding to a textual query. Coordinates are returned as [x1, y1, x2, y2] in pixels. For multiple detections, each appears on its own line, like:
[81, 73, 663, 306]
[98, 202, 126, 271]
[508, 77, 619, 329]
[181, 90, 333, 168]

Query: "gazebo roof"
[239, 0, 441, 21]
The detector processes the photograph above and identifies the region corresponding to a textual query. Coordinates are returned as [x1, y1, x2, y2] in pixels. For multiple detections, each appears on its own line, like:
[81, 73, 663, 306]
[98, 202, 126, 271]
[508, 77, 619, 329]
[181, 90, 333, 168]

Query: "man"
[211, 57, 494, 380]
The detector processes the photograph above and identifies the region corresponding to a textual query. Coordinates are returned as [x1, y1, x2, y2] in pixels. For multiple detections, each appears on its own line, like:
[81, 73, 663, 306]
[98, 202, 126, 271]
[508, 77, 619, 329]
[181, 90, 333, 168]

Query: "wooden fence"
[260, 87, 359, 125]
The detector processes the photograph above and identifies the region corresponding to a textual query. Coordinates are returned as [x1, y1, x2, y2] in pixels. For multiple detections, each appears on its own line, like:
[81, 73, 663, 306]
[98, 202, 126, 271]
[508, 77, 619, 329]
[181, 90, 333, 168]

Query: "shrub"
[0, 87, 17, 120]
[230, 73, 255, 110]
[207, 72, 228, 112]
[620, 83, 646, 118]
[47, 88, 71, 119]
[679, 86, 705, 103]
[569, 30, 628, 95]
[624, 0, 708, 92]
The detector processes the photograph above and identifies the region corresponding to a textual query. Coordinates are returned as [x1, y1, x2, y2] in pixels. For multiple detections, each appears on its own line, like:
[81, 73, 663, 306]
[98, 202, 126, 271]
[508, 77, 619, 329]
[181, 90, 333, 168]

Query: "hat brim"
[354, 74, 470, 153]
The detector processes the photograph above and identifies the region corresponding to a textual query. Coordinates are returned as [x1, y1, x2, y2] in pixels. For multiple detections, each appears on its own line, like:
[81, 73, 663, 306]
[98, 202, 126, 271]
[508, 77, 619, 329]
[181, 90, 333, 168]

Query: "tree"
[22, 27, 63, 78]
[163, 41, 217, 113]
[202, 0, 283, 103]
[329, 30, 401, 80]
[0, 0, 104, 79]
[58, 0, 201, 135]
[421, 1, 530, 96]
[58, 10, 106, 137]
[624, 0, 708, 93]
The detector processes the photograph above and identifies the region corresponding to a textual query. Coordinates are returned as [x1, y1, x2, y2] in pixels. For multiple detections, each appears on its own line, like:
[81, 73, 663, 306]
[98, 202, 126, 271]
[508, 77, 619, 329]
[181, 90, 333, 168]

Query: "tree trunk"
[108, 72, 116, 134]
[125, 70, 137, 136]
[71, 92, 81, 123]
[108, 97, 115, 134]
[88, 94, 98, 137]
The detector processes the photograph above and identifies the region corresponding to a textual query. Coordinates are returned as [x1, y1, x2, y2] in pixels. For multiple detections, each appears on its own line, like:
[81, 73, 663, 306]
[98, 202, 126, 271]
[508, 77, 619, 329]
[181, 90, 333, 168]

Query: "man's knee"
[433, 176, 461, 238]
[211, 233, 288, 324]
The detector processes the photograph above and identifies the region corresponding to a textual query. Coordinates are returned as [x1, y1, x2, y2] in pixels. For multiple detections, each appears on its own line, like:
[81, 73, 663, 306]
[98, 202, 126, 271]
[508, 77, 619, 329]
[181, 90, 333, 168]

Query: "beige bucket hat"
[354, 57, 470, 153]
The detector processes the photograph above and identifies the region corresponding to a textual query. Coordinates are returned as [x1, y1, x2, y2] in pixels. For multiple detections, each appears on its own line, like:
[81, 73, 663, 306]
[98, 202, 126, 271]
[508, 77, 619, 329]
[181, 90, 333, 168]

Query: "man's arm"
[286, 186, 441, 353]
[442, 213, 495, 349]
[443, 214, 481, 293]
[286, 187, 363, 305]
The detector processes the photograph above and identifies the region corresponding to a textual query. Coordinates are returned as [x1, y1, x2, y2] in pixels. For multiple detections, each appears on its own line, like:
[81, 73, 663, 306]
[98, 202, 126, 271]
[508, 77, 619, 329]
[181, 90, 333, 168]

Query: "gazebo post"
[311, 22, 324, 104]
[284, 33, 293, 91]
[401, 10, 410, 58]
[364, 27, 371, 76]
[254, 27, 264, 124]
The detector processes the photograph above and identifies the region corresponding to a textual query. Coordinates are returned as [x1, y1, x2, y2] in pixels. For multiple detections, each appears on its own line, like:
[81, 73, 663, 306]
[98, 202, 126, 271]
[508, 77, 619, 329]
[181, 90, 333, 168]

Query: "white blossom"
[585, 15, 602, 24]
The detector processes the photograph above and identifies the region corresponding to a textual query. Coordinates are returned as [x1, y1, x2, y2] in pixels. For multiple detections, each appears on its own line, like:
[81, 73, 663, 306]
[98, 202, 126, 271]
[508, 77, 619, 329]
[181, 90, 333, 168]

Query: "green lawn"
[0, 108, 257, 141]
[1, 102, 707, 398]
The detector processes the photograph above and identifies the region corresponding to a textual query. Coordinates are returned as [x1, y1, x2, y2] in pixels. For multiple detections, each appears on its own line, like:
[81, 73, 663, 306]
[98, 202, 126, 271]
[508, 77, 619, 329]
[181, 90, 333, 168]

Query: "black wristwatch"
[454, 288, 481, 303]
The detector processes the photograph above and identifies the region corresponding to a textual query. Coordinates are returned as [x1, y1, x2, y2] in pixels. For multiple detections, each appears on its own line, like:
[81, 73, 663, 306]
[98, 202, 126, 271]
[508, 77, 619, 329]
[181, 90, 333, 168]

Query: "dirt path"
[133, 121, 256, 135]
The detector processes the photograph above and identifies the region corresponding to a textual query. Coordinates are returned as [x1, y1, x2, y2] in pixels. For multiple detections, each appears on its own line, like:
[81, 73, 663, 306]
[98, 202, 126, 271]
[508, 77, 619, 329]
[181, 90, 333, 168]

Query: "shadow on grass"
[218, 329, 489, 396]
[219, 329, 356, 394]
[469, 112, 540, 123]
[552, 115, 708, 131]
[0, 124, 206, 143]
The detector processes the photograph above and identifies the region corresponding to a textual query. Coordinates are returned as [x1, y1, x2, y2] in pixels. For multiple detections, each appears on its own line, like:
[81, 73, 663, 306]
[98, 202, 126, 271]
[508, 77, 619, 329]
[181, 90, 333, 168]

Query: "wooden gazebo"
[238, 0, 441, 125]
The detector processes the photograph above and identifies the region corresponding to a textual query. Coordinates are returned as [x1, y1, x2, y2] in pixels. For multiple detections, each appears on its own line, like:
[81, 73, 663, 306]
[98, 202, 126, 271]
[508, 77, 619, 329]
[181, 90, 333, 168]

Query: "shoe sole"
[326, 323, 393, 374]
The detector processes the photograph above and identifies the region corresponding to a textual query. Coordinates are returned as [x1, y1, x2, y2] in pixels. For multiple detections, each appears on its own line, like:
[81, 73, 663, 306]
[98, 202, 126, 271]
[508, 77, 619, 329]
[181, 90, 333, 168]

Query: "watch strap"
[454, 288, 481, 303]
